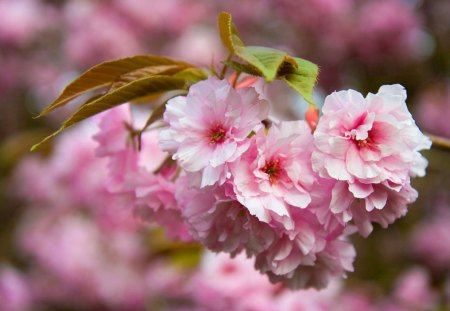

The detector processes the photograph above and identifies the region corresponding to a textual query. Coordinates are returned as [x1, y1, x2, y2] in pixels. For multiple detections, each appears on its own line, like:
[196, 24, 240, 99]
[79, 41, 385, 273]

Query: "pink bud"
[305, 106, 319, 132]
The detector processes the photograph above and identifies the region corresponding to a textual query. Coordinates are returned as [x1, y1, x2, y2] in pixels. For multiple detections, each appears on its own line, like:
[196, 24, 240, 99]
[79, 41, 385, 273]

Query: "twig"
[426, 132, 450, 151]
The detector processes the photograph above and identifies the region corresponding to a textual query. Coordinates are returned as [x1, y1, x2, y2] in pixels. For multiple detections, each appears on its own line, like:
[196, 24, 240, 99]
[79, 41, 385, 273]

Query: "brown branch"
[426, 132, 450, 151]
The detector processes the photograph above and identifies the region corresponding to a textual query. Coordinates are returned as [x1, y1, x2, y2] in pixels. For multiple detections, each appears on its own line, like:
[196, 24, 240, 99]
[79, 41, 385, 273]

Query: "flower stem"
[427, 132, 450, 151]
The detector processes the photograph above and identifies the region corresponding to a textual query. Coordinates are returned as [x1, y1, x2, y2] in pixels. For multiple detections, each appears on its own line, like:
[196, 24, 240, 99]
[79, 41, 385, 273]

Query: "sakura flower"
[412, 210, 450, 271]
[94, 104, 189, 240]
[313, 85, 430, 235]
[177, 175, 275, 256]
[0, 266, 33, 311]
[188, 252, 277, 311]
[314, 84, 430, 184]
[255, 210, 355, 290]
[159, 76, 269, 187]
[93, 104, 140, 194]
[134, 170, 191, 241]
[353, 0, 423, 64]
[329, 181, 417, 236]
[17, 209, 148, 310]
[393, 268, 438, 311]
[231, 120, 315, 230]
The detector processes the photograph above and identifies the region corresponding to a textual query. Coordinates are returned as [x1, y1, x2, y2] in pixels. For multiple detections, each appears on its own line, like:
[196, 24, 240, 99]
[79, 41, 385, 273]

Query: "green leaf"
[218, 12, 296, 82]
[31, 76, 186, 151]
[236, 46, 297, 82]
[218, 11, 244, 54]
[218, 12, 319, 104]
[37, 55, 193, 117]
[279, 57, 319, 106]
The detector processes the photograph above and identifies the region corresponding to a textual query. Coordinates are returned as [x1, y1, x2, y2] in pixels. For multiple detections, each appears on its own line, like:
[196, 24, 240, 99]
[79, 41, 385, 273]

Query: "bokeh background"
[1, 0, 449, 310]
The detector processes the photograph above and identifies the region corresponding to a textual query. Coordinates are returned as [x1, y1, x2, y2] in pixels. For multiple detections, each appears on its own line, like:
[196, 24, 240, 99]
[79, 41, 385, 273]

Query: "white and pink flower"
[177, 175, 275, 256]
[159, 76, 269, 187]
[231, 120, 316, 230]
[312, 84, 430, 235]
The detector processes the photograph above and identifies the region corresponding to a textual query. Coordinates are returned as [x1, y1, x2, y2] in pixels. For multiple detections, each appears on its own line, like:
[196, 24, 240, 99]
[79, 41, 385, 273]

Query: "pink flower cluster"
[150, 77, 428, 289]
[93, 105, 191, 241]
[92, 76, 429, 290]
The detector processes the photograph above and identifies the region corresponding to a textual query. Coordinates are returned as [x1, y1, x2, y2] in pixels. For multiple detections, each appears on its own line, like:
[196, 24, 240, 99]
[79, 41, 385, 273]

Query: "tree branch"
[427, 132, 450, 151]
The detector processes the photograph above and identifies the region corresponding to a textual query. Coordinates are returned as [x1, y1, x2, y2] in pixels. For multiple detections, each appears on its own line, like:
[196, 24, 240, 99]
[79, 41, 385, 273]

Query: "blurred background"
[0, 0, 449, 310]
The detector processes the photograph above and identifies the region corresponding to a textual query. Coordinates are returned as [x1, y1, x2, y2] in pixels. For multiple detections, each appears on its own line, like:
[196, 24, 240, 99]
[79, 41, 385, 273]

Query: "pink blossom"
[353, 0, 423, 64]
[231, 120, 315, 230]
[412, 211, 450, 271]
[94, 105, 189, 240]
[0, 266, 33, 311]
[393, 268, 438, 310]
[93, 104, 140, 193]
[415, 84, 450, 138]
[330, 182, 417, 237]
[255, 225, 355, 290]
[177, 175, 275, 256]
[313, 85, 430, 235]
[112, 0, 207, 35]
[17, 209, 148, 310]
[167, 26, 226, 66]
[189, 252, 345, 310]
[0, 0, 51, 46]
[63, 1, 142, 67]
[159, 76, 269, 187]
[14, 124, 110, 210]
[134, 171, 191, 241]
[188, 252, 277, 311]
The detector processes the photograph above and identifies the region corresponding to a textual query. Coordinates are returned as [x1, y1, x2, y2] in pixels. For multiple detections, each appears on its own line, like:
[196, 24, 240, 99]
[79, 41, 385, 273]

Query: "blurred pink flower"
[188, 252, 277, 311]
[0, 266, 33, 311]
[412, 211, 450, 271]
[0, 0, 51, 45]
[63, 1, 142, 66]
[17, 210, 147, 310]
[134, 171, 191, 241]
[190, 252, 345, 310]
[415, 84, 450, 138]
[160, 76, 269, 187]
[93, 105, 140, 193]
[353, 0, 423, 64]
[112, 0, 208, 35]
[167, 26, 226, 66]
[94, 104, 189, 240]
[393, 268, 438, 310]
[14, 124, 110, 210]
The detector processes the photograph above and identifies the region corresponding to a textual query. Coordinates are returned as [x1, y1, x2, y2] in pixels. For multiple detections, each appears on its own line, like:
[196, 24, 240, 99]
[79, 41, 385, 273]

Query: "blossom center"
[355, 136, 374, 149]
[345, 130, 375, 149]
[209, 125, 226, 144]
[262, 159, 282, 183]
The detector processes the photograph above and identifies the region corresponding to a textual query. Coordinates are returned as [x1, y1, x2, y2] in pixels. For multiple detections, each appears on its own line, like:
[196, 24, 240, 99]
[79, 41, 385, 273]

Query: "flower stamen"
[209, 126, 226, 144]
[262, 159, 282, 183]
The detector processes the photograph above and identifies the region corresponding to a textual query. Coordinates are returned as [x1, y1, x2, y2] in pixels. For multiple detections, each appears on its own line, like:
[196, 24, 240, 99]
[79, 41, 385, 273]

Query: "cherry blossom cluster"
[94, 76, 430, 290]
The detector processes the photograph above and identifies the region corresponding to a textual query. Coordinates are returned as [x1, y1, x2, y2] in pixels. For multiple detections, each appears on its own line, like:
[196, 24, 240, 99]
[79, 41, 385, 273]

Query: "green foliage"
[218, 12, 319, 105]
